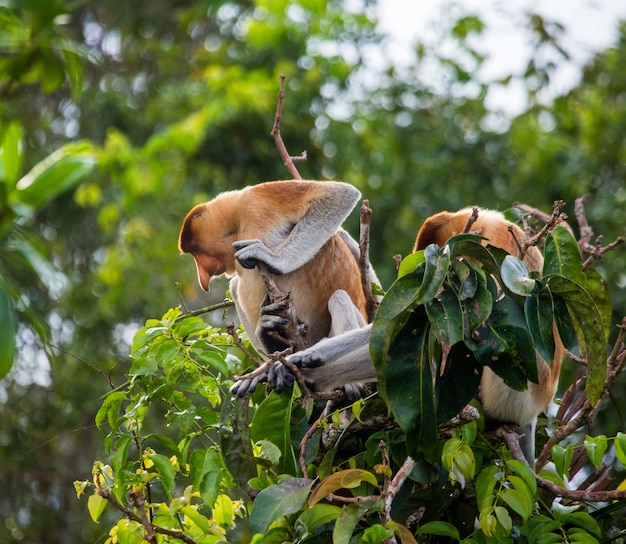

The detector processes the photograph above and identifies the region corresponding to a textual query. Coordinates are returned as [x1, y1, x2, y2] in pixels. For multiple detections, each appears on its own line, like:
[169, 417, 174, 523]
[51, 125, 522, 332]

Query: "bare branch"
[359, 199, 379, 321]
[175, 299, 235, 321]
[462, 206, 480, 233]
[271, 75, 306, 179]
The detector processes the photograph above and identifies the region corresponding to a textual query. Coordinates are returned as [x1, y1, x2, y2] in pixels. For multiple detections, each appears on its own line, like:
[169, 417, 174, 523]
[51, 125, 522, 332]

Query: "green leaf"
[584, 269, 612, 341]
[543, 227, 585, 285]
[371, 243, 450, 374]
[501, 475, 533, 520]
[397, 251, 425, 278]
[560, 511, 602, 538]
[0, 281, 16, 378]
[615, 432, 626, 466]
[190, 448, 223, 507]
[435, 342, 481, 423]
[546, 276, 606, 404]
[95, 391, 126, 430]
[525, 283, 556, 362]
[472, 297, 538, 389]
[425, 286, 464, 346]
[249, 477, 313, 534]
[149, 454, 176, 493]
[416, 520, 460, 539]
[383, 310, 437, 454]
[333, 504, 361, 544]
[0, 120, 23, 186]
[475, 465, 499, 511]
[87, 493, 107, 523]
[501, 255, 536, 296]
[506, 459, 537, 495]
[251, 389, 297, 475]
[583, 435, 607, 468]
[10, 141, 97, 215]
[296, 503, 342, 534]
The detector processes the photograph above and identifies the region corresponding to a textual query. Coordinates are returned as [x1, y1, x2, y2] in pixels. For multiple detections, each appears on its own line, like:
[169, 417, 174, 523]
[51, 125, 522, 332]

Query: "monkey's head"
[179, 198, 240, 292]
[413, 211, 462, 252]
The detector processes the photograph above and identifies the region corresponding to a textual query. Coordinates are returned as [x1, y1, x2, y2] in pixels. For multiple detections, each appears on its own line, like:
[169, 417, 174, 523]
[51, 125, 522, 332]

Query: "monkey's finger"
[268, 362, 294, 392]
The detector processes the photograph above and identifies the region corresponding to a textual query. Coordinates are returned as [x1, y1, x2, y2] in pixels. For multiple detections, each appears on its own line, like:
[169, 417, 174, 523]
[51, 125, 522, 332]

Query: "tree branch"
[97, 488, 198, 544]
[497, 427, 626, 502]
[271, 75, 306, 179]
[359, 199, 379, 321]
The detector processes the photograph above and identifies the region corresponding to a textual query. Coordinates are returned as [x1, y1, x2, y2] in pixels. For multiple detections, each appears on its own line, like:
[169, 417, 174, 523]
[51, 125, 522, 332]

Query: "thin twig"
[175, 299, 235, 321]
[271, 75, 306, 179]
[226, 322, 265, 366]
[299, 408, 329, 474]
[462, 206, 480, 233]
[359, 199, 378, 321]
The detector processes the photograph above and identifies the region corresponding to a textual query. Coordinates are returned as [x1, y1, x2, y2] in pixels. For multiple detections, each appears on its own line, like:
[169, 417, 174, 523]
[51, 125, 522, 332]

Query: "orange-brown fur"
[179, 181, 367, 347]
[414, 207, 564, 427]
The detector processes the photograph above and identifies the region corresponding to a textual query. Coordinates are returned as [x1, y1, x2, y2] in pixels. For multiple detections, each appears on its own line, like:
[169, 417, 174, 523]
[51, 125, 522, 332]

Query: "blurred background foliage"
[0, 0, 624, 541]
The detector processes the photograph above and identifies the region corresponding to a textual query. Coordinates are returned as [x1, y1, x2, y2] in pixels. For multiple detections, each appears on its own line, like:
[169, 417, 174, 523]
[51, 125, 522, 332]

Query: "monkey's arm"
[286, 324, 376, 390]
[234, 181, 361, 274]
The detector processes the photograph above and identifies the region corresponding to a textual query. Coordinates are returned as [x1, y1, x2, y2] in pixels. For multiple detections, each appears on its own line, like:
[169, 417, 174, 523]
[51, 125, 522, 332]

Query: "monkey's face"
[179, 200, 240, 291]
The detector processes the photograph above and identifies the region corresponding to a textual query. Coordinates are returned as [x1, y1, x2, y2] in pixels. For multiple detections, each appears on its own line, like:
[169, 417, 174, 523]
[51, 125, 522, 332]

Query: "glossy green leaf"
[149, 453, 176, 493]
[584, 435, 608, 468]
[472, 297, 538, 389]
[0, 282, 16, 378]
[10, 141, 97, 215]
[416, 520, 460, 539]
[544, 226, 585, 285]
[546, 275, 606, 404]
[397, 250, 425, 278]
[525, 283, 556, 362]
[426, 286, 464, 346]
[551, 444, 573, 479]
[371, 243, 450, 379]
[435, 342, 482, 423]
[560, 511, 602, 538]
[190, 448, 224, 507]
[383, 310, 437, 454]
[250, 390, 296, 475]
[249, 478, 313, 534]
[501, 255, 536, 296]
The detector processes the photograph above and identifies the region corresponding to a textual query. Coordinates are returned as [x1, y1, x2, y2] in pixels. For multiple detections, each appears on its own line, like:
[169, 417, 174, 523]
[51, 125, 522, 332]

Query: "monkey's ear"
[413, 211, 454, 252]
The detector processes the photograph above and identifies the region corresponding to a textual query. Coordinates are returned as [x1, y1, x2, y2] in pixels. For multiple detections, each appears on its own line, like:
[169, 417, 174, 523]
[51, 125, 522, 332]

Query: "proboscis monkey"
[178, 180, 378, 394]
[284, 207, 564, 464]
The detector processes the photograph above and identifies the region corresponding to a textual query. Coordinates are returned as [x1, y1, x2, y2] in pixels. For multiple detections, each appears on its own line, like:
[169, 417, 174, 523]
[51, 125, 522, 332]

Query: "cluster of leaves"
[0, 0, 98, 376]
[371, 224, 607, 456]
[76, 218, 625, 543]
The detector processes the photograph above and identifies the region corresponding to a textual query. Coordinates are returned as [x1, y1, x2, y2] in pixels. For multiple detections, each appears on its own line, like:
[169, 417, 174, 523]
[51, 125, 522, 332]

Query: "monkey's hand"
[233, 240, 283, 275]
[230, 372, 268, 397]
[256, 302, 292, 354]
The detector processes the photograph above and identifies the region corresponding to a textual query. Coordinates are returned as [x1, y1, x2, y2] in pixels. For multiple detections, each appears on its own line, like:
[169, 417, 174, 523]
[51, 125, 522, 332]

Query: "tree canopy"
[0, 1, 625, 542]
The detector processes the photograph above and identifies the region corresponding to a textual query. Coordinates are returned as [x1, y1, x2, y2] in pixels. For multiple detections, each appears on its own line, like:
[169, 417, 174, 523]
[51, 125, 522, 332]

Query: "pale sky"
[377, 0, 626, 115]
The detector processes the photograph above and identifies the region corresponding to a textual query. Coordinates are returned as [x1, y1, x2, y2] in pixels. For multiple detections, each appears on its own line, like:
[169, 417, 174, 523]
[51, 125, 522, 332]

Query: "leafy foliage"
[1, 0, 626, 542]
[73, 216, 626, 543]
